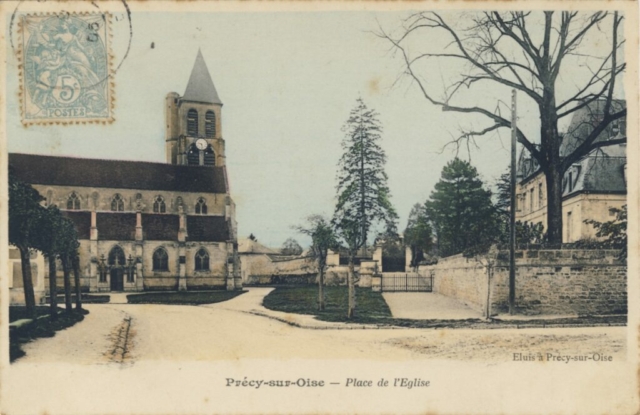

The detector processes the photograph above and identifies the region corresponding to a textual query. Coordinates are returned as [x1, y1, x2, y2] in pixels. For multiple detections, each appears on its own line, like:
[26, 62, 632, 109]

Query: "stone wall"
[419, 249, 626, 316]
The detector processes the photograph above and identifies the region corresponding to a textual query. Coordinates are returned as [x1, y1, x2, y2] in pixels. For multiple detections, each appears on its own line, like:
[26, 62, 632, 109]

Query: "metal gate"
[381, 272, 433, 292]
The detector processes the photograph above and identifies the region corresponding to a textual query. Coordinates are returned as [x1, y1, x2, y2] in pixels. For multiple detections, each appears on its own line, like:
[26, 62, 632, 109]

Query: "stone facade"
[419, 249, 626, 316]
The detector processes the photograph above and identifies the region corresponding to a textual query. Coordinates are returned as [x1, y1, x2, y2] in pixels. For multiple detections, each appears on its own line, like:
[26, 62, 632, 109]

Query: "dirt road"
[15, 288, 626, 363]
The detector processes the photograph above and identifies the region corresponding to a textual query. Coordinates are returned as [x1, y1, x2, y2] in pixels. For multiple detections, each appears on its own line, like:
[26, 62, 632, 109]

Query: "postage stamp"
[18, 13, 114, 125]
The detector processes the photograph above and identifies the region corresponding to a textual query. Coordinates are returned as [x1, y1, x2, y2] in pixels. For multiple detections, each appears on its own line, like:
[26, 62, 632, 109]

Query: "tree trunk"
[318, 267, 325, 311]
[539, 82, 563, 246]
[61, 254, 72, 312]
[48, 255, 58, 321]
[73, 254, 83, 311]
[19, 246, 37, 319]
[347, 255, 356, 319]
[485, 262, 492, 320]
[545, 164, 564, 247]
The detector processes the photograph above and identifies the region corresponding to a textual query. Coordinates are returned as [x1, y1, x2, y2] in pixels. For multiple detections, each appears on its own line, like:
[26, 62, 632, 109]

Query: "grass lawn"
[9, 306, 55, 323]
[50, 294, 111, 304]
[262, 286, 392, 323]
[262, 286, 627, 328]
[127, 290, 246, 305]
[9, 307, 88, 362]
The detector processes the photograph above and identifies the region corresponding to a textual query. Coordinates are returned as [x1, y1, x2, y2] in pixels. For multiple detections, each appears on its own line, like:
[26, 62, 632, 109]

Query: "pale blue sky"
[6, 10, 623, 248]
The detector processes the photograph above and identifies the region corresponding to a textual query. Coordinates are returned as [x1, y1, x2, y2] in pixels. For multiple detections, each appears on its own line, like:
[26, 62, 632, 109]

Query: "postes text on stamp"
[19, 13, 114, 125]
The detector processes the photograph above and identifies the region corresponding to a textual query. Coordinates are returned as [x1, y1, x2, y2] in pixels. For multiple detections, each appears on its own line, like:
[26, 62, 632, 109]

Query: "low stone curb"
[245, 310, 626, 331]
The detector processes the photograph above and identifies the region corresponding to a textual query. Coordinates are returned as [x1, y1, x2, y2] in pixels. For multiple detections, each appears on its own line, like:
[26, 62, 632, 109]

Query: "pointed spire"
[183, 49, 222, 105]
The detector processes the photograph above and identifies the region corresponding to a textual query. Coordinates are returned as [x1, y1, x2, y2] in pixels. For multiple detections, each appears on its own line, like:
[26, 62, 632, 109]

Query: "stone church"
[9, 50, 241, 298]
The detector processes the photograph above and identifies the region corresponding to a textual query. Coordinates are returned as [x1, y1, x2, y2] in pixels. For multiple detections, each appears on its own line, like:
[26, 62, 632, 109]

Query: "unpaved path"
[383, 292, 482, 320]
[14, 288, 626, 364]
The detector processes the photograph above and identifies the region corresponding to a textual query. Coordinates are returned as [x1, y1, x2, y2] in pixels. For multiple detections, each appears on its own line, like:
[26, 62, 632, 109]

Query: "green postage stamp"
[19, 13, 114, 125]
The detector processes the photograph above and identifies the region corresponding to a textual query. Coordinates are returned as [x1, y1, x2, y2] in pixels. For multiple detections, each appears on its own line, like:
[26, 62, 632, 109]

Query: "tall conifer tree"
[333, 97, 397, 318]
[425, 158, 499, 257]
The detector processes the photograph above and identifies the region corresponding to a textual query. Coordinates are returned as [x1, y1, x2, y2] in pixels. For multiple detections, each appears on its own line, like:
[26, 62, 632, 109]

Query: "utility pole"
[509, 89, 517, 315]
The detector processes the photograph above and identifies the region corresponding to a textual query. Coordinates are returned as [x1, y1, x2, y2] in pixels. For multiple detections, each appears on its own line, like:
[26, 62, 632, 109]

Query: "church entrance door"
[110, 268, 124, 291]
[108, 246, 126, 292]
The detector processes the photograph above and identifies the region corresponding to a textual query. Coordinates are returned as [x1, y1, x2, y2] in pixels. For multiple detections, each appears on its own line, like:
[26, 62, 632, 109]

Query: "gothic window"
[111, 194, 124, 211]
[153, 195, 166, 213]
[108, 246, 125, 267]
[187, 109, 198, 136]
[204, 146, 215, 166]
[153, 248, 169, 271]
[187, 143, 199, 166]
[195, 248, 210, 271]
[67, 192, 80, 210]
[195, 197, 208, 215]
[205, 111, 216, 138]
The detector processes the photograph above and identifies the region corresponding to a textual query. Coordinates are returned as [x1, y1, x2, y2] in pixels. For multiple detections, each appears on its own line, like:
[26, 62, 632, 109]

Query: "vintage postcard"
[0, 1, 638, 414]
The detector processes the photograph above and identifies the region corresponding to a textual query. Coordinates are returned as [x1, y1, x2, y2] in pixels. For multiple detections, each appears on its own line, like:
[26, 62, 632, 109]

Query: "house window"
[566, 212, 572, 241]
[530, 188, 534, 212]
[111, 194, 124, 211]
[153, 196, 166, 213]
[568, 172, 573, 192]
[195, 197, 208, 215]
[153, 248, 169, 271]
[67, 192, 80, 210]
[205, 111, 216, 138]
[538, 183, 543, 209]
[187, 109, 198, 136]
[195, 248, 210, 271]
[523, 192, 527, 213]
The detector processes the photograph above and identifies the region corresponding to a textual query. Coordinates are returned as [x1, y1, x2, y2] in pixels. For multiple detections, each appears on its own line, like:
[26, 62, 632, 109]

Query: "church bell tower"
[165, 50, 225, 167]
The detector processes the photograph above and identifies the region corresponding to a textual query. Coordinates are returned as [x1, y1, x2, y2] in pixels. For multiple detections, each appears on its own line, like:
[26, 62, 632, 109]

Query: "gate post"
[371, 272, 382, 292]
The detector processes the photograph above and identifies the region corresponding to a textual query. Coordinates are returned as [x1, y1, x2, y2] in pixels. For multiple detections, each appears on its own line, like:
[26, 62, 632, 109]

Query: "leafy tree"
[404, 203, 433, 269]
[297, 215, 338, 311]
[584, 205, 627, 260]
[280, 238, 303, 256]
[425, 158, 499, 257]
[380, 11, 625, 246]
[8, 170, 44, 319]
[333, 98, 397, 319]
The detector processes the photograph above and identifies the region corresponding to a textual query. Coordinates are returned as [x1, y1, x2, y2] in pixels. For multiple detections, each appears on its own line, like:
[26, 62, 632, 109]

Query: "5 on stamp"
[19, 13, 114, 125]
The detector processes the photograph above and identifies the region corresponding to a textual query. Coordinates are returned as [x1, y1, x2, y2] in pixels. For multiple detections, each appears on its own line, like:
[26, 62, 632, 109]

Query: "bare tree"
[379, 11, 625, 245]
[297, 215, 338, 311]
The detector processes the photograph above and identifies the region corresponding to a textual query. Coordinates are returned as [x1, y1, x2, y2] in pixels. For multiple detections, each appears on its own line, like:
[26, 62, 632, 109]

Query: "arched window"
[204, 146, 215, 166]
[195, 248, 210, 271]
[67, 192, 80, 210]
[187, 109, 198, 136]
[205, 111, 216, 138]
[153, 195, 166, 213]
[108, 246, 125, 267]
[111, 194, 124, 211]
[195, 197, 208, 215]
[152, 248, 169, 271]
[187, 143, 199, 166]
